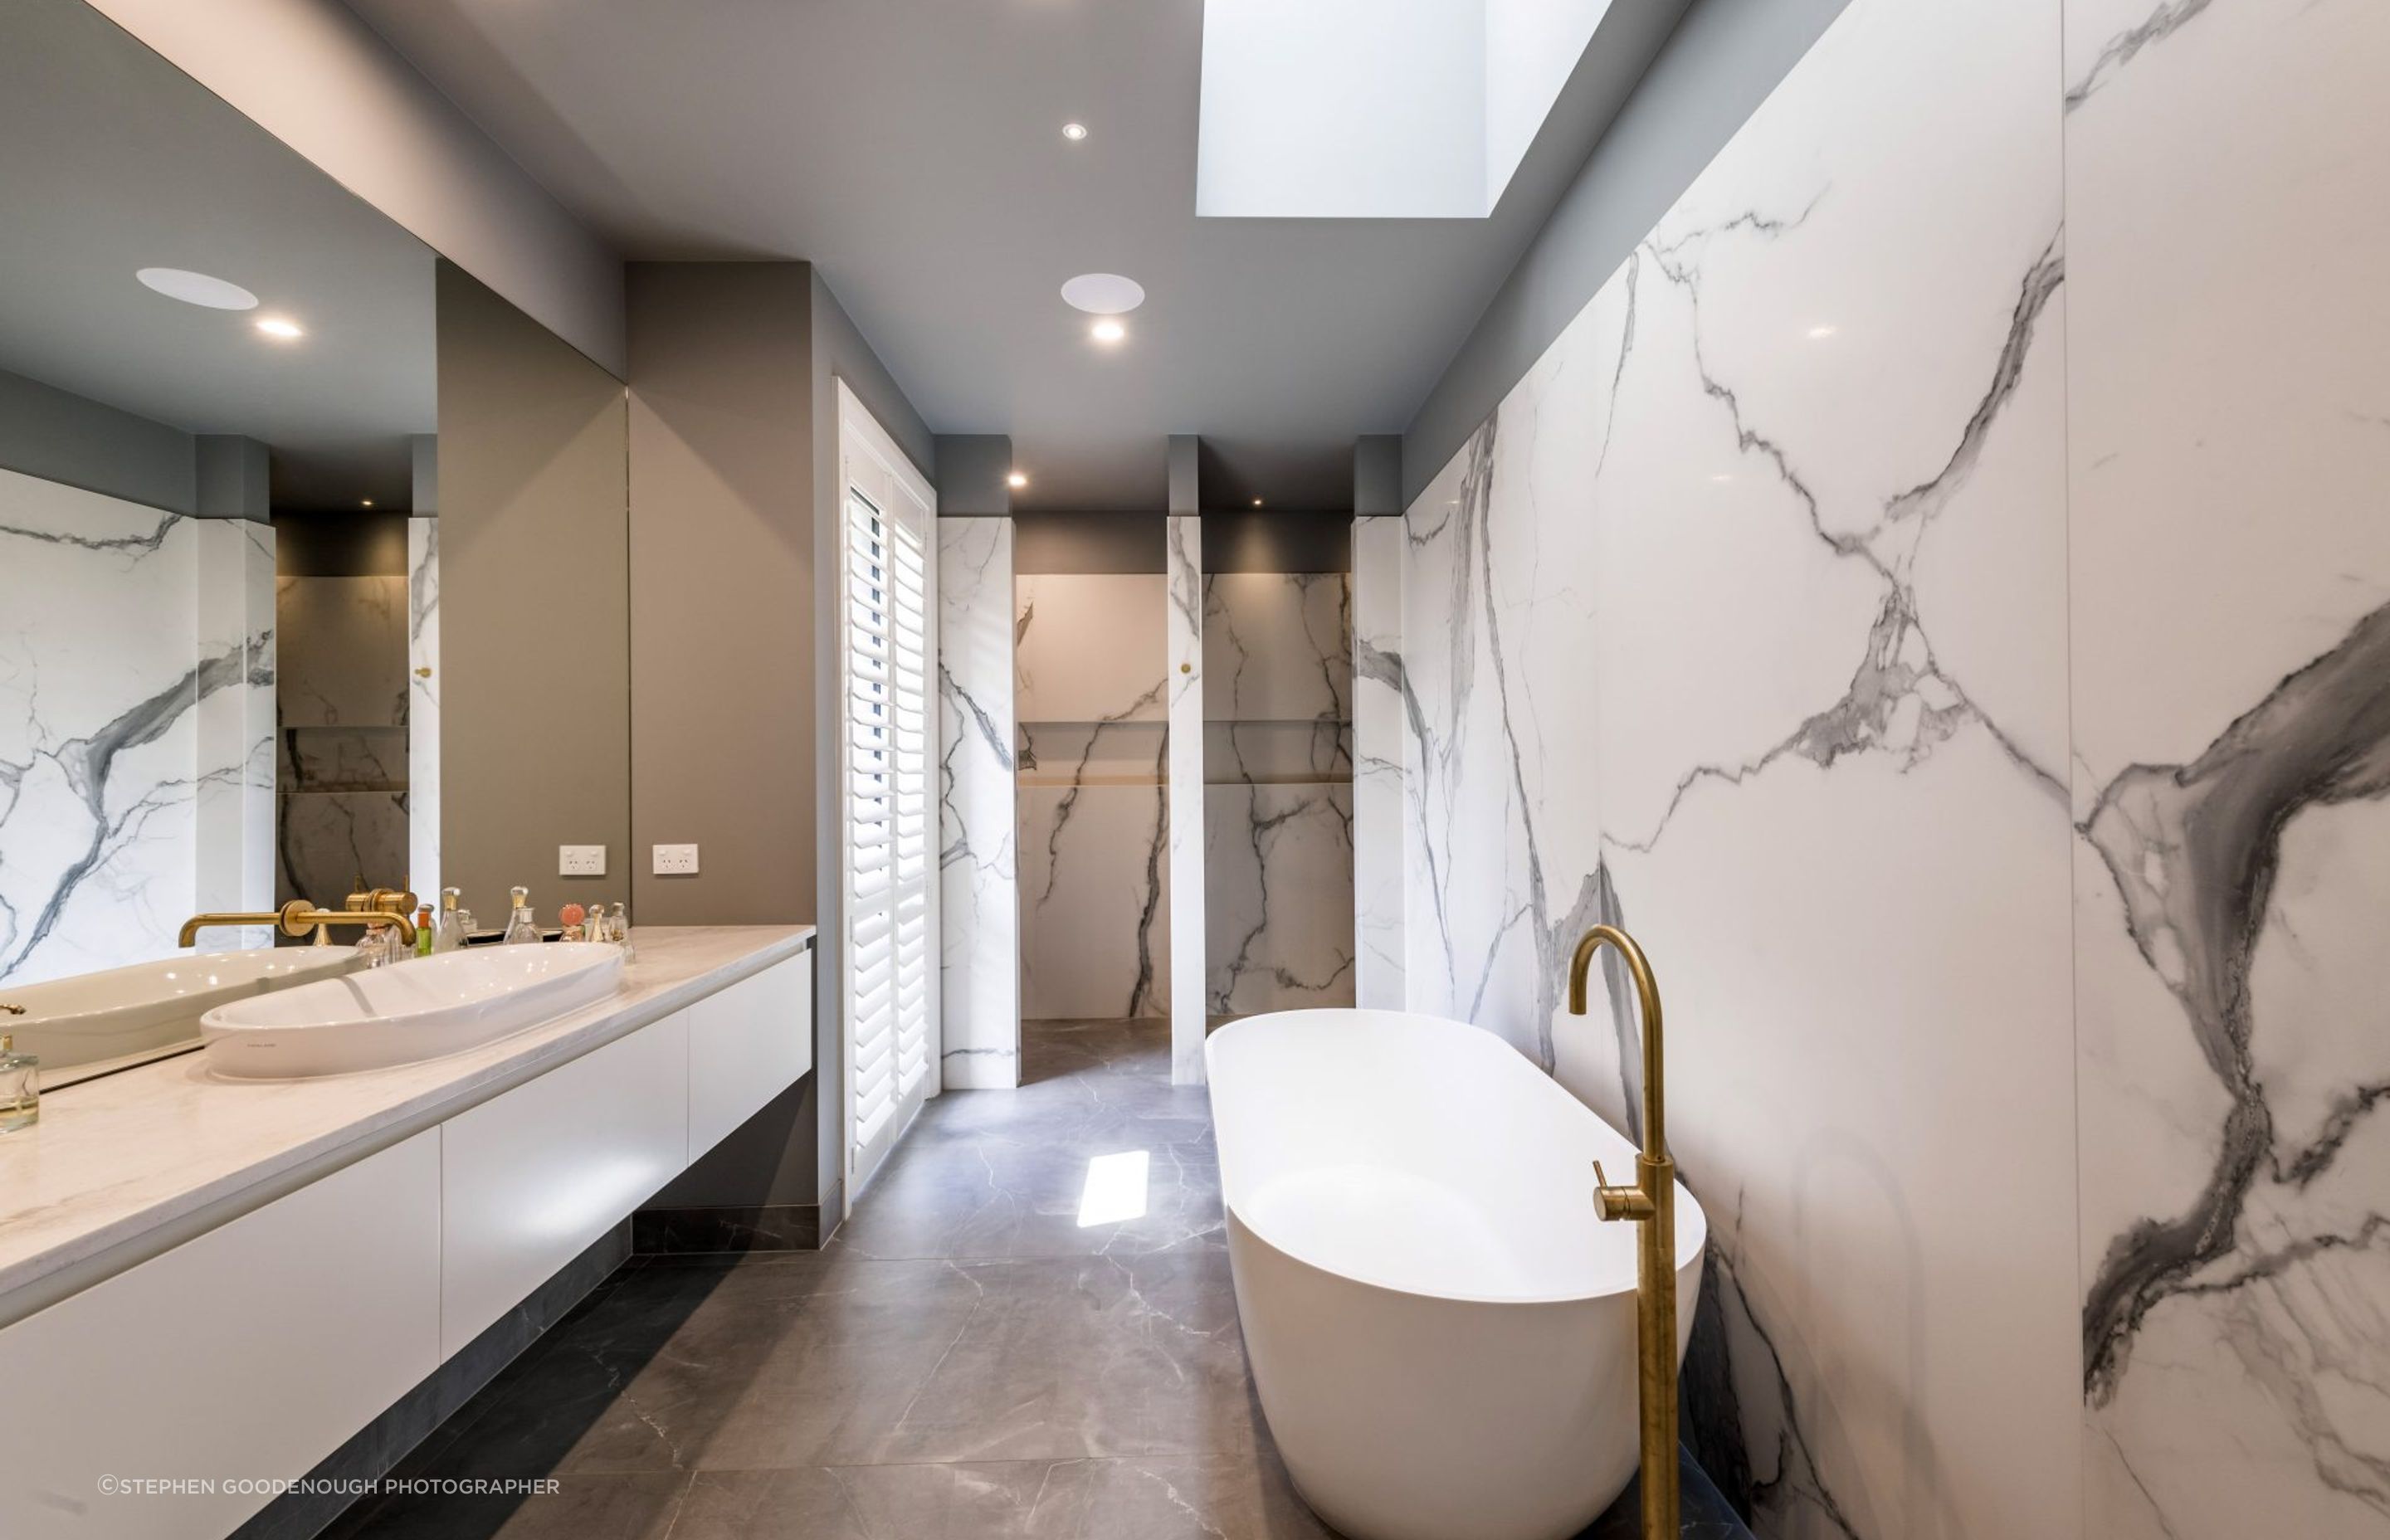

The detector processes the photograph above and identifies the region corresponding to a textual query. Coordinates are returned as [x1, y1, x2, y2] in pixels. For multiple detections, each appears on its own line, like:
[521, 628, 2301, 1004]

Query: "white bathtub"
[1207, 1008, 1706, 1540]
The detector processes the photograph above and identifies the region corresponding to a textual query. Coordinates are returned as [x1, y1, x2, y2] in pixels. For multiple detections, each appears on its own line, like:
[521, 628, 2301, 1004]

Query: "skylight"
[1197, 0, 1617, 220]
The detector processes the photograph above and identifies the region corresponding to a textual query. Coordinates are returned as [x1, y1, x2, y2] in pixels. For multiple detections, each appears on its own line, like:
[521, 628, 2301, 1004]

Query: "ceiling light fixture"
[1807, 324, 1839, 339]
[1090, 318, 1126, 344]
[136, 266, 258, 310]
[254, 317, 304, 340]
[1007, 471, 1029, 490]
[360, 499, 375, 508]
[1061, 122, 1089, 142]
[1061, 273, 1145, 315]
[1251, 497, 1264, 508]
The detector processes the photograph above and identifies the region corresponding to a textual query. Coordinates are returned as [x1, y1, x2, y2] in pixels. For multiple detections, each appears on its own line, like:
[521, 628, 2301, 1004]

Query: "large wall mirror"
[0, 0, 629, 1085]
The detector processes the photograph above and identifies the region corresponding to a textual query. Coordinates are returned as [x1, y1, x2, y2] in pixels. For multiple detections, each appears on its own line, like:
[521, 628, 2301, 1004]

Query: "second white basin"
[200, 943, 627, 1079]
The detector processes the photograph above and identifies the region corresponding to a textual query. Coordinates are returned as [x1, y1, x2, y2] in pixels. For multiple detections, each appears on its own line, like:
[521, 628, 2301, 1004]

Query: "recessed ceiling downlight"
[136, 267, 258, 311]
[1061, 273, 1144, 315]
[255, 317, 305, 340]
[1090, 319, 1127, 345]
[1061, 122, 1089, 142]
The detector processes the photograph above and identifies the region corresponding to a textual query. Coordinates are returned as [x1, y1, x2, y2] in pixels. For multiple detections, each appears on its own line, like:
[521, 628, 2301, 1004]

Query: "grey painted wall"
[0, 366, 194, 514]
[1202, 512, 1350, 575]
[195, 436, 271, 522]
[1016, 510, 1166, 574]
[1402, 0, 1851, 501]
[435, 260, 629, 925]
[934, 433, 1013, 516]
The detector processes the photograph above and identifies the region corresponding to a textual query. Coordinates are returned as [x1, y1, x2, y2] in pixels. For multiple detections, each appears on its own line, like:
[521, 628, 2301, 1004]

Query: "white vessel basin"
[3, 948, 367, 1088]
[200, 943, 627, 1079]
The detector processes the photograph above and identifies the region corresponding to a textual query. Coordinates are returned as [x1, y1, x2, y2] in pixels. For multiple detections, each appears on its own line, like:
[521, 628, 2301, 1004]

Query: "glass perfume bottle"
[432, 888, 466, 952]
[609, 902, 635, 962]
[0, 1034, 37, 1133]
[501, 886, 541, 945]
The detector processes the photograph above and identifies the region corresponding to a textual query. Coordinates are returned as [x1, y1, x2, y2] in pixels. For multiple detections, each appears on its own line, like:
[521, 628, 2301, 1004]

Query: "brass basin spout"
[1568, 924, 1677, 1540]
[180, 899, 417, 948]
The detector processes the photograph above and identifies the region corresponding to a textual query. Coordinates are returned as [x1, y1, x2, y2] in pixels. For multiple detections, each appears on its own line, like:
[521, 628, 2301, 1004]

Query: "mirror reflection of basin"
[199, 943, 627, 1079]
[4, 949, 368, 1088]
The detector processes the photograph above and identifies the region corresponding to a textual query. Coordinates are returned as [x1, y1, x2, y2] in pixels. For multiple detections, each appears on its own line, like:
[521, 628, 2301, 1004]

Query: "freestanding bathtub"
[1207, 1008, 1707, 1540]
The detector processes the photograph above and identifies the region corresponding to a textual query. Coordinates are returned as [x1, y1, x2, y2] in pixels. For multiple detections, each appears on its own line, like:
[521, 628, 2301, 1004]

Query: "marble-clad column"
[194, 519, 277, 950]
[2065, 2, 2390, 1533]
[1351, 514, 1406, 1009]
[1166, 511, 1207, 1083]
[406, 516, 440, 900]
[937, 517, 1020, 1089]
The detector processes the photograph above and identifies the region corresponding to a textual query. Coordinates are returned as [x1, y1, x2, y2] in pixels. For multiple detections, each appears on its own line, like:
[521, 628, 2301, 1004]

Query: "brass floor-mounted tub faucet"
[1568, 924, 1677, 1540]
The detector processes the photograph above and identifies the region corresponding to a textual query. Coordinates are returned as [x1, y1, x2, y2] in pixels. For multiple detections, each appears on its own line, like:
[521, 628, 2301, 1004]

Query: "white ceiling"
[344, 0, 1685, 512]
[0, 0, 436, 511]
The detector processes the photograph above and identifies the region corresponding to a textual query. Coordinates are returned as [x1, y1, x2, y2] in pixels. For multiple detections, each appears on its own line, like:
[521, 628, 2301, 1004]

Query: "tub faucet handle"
[1593, 1159, 1654, 1223]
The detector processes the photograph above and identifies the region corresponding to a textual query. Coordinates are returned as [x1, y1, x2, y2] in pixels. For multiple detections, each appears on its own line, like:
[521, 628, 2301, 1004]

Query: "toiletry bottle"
[1, 1034, 38, 1132]
[610, 902, 636, 963]
[433, 888, 464, 952]
[559, 903, 587, 943]
[415, 904, 435, 957]
[501, 886, 541, 945]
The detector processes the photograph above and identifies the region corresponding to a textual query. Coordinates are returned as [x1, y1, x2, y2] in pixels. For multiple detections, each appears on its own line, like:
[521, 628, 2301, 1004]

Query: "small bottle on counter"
[0, 1033, 38, 1133]
[559, 903, 588, 943]
[415, 904, 435, 957]
[609, 901, 636, 963]
[501, 886, 542, 945]
[434, 888, 471, 952]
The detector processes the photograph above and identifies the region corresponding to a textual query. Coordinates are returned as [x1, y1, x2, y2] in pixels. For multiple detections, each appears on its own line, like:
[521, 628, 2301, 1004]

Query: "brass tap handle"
[1593, 1160, 1656, 1222]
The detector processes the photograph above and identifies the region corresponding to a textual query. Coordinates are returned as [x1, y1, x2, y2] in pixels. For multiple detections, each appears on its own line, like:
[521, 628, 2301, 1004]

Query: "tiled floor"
[324, 1018, 1749, 1540]
[324, 1019, 1334, 1539]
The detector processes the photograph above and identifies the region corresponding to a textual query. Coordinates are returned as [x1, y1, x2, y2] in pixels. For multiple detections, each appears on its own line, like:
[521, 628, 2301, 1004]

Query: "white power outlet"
[558, 844, 607, 878]
[652, 842, 700, 877]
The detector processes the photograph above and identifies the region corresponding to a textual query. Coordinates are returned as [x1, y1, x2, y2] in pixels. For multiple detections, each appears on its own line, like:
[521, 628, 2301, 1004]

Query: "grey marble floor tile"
[833, 1135, 1225, 1261]
[320, 1470, 694, 1540]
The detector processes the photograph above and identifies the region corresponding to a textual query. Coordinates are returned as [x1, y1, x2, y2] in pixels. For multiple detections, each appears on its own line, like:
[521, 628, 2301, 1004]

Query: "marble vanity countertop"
[0, 925, 813, 1324]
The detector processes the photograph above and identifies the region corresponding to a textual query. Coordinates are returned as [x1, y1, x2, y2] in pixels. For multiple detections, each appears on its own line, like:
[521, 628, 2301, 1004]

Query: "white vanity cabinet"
[689, 950, 813, 1156]
[0, 1131, 442, 1540]
[0, 933, 813, 1540]
[439, 1011, 690, 1357]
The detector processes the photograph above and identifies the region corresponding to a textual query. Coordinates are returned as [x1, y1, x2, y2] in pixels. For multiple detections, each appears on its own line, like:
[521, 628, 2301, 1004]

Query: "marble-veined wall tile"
[1204, 782, 1354, 1016]
[1352, 514, 1406, 1011]
[275, 575, 408, 729]
[407, 516, 439, 899]
[0, 469, 221, 985]
[195, 519, 277, 950]
[1201, 572, 1350, 724]
[1166, 514, 1207, 1080]
[938, 518, 1021, 1089]
[2064, 2, 2390, 1533]
[1018, 782, 1168, 1021]
[1014, 573, 1168, 724]
[1201, 720, 1349, 786]
[1402, 2, 2079, 1536]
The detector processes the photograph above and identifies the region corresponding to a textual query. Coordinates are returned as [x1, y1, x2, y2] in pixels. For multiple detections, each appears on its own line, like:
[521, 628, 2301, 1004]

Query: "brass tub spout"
[180, 899, 417, 948]
[1568, 924, 1676, 1540]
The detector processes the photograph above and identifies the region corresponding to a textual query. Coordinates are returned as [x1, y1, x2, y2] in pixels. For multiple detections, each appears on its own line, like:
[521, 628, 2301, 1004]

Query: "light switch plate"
[558, 844, 607, 878]
[652, 843, 700, 877]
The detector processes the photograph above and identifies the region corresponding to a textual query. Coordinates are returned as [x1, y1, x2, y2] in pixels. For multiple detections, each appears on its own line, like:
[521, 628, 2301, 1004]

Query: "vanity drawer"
[688, 952, 813, 1157]
[0, 1130, 441, 1539]
[439, 1013, 690, 1357]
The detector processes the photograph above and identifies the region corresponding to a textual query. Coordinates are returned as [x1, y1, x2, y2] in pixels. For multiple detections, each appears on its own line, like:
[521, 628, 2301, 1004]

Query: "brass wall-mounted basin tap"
[1568, 924, 1678, 1540]
[178, 899, 417, 949]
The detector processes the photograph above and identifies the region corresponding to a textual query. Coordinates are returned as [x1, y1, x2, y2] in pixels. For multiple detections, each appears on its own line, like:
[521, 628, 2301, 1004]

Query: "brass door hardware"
[1568, 924, 1677, 1540]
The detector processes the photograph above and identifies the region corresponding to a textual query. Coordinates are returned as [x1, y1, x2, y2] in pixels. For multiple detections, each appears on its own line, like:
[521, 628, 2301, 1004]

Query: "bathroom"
[0, 0, 2379, 1537]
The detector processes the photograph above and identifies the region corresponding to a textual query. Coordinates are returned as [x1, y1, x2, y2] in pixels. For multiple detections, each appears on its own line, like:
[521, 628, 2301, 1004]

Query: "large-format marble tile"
[1350, 514, 1407, 1011]
[939, 518, 1021, 1089]
[1201, 572, 1349, 725]
[278, 789, 412, 909]
[1018, 783, 1168, 1021]
[1202, 782, 1354, 1016]
[1401, 0, 2079, 1534]
[195, 518, 278, 951]
[0, 469, 224, 985]
[1013, 573, 1166, 725]
[1164, 515, 1207, 1083]
[2062, 1, 2390, 1534]
[276, 574, 408, 729]
[406, 515, 440, 897]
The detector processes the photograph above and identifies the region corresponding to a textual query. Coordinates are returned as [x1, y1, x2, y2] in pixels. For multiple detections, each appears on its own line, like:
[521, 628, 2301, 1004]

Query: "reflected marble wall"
[276, 571, 409, 911]
[0, 469, 276, 983]
[1394, 0, 2390, 1533]
[1166, 515, 1206, 1080]
[937, 518, 1020, 1088]
[1202, 572, 1354, 1016]
[1015, 572, 1168, 1021]
[406, 516, 439, 900]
